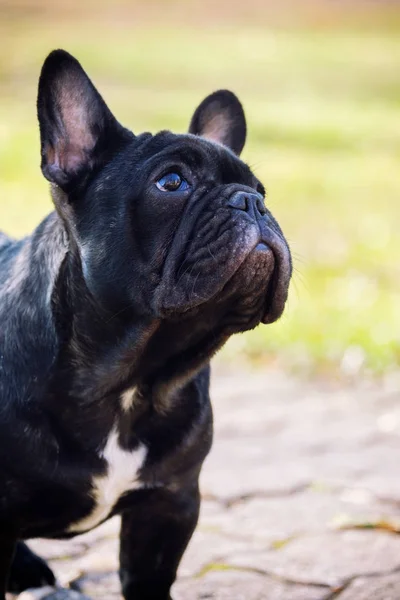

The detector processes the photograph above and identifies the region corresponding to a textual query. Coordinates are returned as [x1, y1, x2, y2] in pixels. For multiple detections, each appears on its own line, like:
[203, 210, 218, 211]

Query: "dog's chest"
[68, 427, 147, 533]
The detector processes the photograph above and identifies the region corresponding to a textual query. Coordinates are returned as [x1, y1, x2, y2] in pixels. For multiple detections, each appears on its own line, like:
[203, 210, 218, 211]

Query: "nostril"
[256, 197, 266, 215]
[227, 192, 248, 211]
[228, 191, 266, 216]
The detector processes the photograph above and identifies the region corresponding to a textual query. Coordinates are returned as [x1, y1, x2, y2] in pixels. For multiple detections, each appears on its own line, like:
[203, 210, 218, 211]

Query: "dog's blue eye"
[156, 173, 189, 192]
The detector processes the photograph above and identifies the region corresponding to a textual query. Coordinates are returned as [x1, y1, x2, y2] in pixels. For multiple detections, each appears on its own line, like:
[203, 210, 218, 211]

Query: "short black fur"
[0, 50, 292, 599]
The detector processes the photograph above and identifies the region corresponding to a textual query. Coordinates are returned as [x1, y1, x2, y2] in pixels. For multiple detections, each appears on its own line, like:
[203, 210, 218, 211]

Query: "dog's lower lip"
[261, 261, 289, 325]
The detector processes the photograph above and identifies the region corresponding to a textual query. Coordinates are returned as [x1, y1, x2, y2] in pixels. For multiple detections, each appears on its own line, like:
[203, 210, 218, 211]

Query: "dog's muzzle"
[153, 185, 292, 326]
[225, 188, 291, 323]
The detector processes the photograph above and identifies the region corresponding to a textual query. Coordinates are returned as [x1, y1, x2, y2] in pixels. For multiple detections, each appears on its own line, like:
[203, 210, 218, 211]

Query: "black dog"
[0, 50, 291, 599]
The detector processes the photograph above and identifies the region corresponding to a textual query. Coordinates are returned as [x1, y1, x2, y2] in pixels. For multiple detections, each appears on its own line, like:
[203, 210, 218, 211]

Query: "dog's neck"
[39, 212, 222, 410]
[2, 210, 224, 412]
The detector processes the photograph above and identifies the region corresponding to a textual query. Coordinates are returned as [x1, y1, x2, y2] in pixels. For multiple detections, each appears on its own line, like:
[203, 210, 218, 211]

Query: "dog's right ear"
[37, 49, 130, 190]
[189, 90, 246, 155]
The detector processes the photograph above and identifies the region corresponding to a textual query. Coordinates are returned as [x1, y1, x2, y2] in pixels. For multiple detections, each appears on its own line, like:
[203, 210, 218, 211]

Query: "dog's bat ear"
[188, 90, 246, 156]
[37, 49, 130, 190]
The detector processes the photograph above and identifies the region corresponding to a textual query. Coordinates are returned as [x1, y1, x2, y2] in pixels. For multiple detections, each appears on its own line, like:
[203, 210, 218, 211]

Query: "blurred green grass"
[1, 4, 400, 376]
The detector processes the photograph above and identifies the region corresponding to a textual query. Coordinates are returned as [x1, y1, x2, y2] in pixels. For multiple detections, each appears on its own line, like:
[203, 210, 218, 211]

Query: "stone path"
[11, 368, 400, 600]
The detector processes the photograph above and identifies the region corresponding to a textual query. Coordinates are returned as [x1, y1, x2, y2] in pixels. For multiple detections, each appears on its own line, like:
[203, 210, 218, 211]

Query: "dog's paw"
[7, 542, 56, 594]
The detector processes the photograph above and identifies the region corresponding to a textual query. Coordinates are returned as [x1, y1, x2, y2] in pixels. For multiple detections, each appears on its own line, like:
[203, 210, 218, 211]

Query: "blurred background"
[1, 0, 399, 379]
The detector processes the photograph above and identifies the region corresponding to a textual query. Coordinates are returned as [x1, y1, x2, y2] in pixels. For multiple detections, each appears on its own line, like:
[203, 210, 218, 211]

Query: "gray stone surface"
[199, 490, 400, 544]
[17, 589, 90, 600]
[337, 573, 400, 600]
[9, 368, 400, 599]
[173, 570, 331, 600]
[228, 530, 400, 587]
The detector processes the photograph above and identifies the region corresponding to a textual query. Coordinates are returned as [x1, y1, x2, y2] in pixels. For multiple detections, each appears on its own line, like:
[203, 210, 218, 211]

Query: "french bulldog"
[0, 50, 292, 600]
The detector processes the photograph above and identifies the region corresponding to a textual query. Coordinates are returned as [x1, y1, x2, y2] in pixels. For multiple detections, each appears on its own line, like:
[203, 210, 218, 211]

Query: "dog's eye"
[156, 173, 189, 192]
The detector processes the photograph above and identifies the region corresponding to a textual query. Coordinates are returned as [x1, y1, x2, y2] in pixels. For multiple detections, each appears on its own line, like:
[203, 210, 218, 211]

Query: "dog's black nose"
[228, 191, 266, 217]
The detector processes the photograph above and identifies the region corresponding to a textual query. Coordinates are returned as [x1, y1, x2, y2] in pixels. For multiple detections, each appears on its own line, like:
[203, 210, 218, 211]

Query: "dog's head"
[37, 50, 291, 339]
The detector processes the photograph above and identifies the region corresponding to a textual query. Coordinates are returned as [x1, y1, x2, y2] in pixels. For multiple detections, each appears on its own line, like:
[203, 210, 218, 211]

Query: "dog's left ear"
[37, 49, 130, 190]
[189, 90, 246, 155]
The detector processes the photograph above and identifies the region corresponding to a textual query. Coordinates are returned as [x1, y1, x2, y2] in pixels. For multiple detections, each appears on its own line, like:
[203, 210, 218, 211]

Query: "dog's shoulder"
[0, 213, 68, 407]
[0, 231, 19, 286]
[0, 213, 65, 297]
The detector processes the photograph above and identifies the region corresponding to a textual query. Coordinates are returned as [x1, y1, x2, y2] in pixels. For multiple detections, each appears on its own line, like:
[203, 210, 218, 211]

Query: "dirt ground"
[9, 367, 400, 600]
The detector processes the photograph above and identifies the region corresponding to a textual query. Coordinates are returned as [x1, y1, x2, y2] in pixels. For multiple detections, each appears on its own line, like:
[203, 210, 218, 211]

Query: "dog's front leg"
[119, 483, 200, 600]
[0, 534, 16, 600]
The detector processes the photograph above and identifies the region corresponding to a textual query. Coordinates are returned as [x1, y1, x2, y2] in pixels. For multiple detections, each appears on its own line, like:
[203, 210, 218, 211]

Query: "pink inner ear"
[61, 143, 90, 173]
[54, 77, 97, 172]
[200, 110, 232, 146]
[47, 138, 91, 175]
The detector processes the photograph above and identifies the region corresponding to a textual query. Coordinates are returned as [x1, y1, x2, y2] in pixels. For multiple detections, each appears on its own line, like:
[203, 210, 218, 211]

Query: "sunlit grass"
[1, 12, 399, 375]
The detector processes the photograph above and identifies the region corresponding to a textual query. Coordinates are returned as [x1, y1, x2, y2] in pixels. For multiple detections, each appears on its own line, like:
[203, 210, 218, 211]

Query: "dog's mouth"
[255, 242, 291, 325]
[153, 225, 291, 332]
[220, 236, 291, 330]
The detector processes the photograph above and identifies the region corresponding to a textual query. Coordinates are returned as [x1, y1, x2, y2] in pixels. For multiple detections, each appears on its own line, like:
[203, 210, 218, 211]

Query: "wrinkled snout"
[225, 187, 292, 324]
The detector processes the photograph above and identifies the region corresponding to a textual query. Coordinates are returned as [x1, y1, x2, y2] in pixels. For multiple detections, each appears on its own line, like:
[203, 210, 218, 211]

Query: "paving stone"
[229, 531, 400, 587]
[71, 572, 120, 600]
[173, 570, 331, 600]
[356, 474, 400, 503]
[178, 530, 265, 578]
[200, 490, 400, 544]
[211, 368, 400, 455]
[49, 539, 119, 589]
[17, 588, 90, 600]
[70, 537, 119, 572]
[337, 573, 400, 599]
[27, 540, 89, 562]
[200, 439, 312, 500]
[26, 520, 121, 587]
[201, 439, 386, 500]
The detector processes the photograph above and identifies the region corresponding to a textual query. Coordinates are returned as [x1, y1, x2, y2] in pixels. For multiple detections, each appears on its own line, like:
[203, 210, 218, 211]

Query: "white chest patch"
[68, 428, 147, 533]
